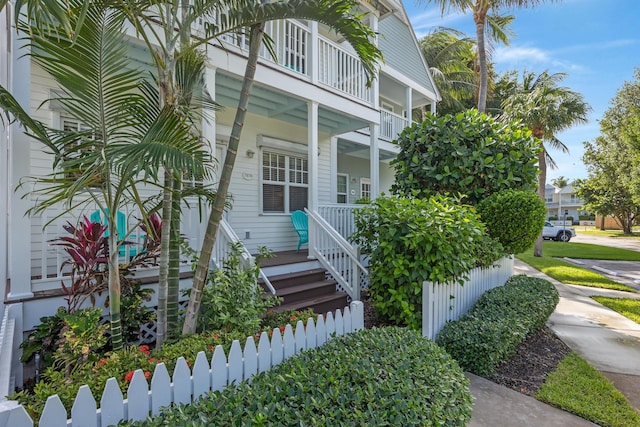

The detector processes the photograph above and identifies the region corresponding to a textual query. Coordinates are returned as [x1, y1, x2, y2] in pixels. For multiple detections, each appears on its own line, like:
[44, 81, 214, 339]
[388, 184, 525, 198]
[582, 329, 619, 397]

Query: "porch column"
[0, 6, 10, 304]
[202, 65, 217, 158]
[8, 27, 33, 300]
[430, 102, 437, 114]
[309, 21, 319, 85]
[308, 101, 319, 258]
[370, 14, 379, 110]
[405, 87, 413, 123]
[330, 137, 338, 203]
[369, 123, 380, 200]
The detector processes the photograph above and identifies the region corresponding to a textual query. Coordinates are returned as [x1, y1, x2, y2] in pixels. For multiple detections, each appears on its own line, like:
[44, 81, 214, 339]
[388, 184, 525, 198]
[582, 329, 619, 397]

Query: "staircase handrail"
[219, 219, 276, 295]
[305, 208, 367, 300]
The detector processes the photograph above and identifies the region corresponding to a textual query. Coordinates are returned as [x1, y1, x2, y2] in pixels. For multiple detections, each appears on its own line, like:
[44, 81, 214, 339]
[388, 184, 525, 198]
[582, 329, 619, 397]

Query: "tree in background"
[423, 0, 546, 112]
[551, 176, 569, 189]
[500, 70, 590, 257]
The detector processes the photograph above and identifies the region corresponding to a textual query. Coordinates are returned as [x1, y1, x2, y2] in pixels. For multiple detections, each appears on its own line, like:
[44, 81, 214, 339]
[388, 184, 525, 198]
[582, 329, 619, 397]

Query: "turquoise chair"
[90, 209, 138, 257]
[290, 210, 308, 253]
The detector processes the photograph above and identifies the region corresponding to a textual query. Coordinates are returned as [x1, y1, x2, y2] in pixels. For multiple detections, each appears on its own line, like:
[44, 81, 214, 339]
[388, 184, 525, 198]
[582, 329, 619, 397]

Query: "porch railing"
[215, 219, 275, 294]
[0, 304, 18, 403]
[306, 209, 367, 301]
[317, 204, 362, 242]
[318, 37, 370, 102]
[380, 110, 409, 141]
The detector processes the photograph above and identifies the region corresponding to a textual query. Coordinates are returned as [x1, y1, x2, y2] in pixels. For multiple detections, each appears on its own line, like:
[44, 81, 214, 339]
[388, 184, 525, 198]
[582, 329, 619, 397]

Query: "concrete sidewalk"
[467, 259, 640, 425]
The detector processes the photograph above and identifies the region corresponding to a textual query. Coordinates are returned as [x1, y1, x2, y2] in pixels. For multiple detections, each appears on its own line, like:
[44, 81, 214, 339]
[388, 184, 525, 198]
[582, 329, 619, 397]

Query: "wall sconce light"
[246, 149, 255, 159]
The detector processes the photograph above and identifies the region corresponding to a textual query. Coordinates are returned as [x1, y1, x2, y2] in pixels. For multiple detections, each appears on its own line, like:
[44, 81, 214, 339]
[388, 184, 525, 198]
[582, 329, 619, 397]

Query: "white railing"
[380, 110, 409, 141]
[215, 219, 275, 294]
[219, 19, 310, 77]
[0, 305, 18, 403]
[422, 257, 514, 340]
[317, 204, 362, 242]
[0, 302, 364, 427]
[306, 209, 367, 301]
[318, 37, 370, 102]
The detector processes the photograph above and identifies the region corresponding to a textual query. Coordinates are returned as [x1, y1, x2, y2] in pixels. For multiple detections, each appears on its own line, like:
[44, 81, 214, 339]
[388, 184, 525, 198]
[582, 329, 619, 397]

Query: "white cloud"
[493, 45, 584, 73]
[408, 9, 470, 39]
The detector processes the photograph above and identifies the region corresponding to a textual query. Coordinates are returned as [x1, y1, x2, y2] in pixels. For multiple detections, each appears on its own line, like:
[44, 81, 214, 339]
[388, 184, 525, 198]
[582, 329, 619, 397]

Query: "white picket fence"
[0, 302, 364, 427]
[422, 257, 514, 340]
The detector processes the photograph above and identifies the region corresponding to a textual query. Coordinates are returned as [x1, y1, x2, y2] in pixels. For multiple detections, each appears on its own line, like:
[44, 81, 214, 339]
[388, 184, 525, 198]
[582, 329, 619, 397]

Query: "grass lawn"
[537, 352, 640, 427]
[577, 226, 640, 239]
[592, 296, 640, 324]
[516, 252, 636, 292]
[538, 241, 640, 261]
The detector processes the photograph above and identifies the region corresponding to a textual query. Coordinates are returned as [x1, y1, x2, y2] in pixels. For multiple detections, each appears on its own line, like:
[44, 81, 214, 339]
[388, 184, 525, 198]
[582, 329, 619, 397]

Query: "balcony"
[214, 19, 372, 104]
[380, 110, 409, 141]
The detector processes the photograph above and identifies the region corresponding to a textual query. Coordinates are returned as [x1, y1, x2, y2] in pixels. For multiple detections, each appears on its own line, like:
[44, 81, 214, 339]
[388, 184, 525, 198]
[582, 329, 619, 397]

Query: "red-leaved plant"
[52, 215, 109, 312]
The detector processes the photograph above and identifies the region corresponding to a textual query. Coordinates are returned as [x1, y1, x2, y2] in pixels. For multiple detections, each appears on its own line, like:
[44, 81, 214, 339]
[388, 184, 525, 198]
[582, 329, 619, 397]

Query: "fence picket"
[39, 395, 67, 427]
[343, 306, 352, 333]
[325, 312, 335, 339]
[257, 332, 271, 373]
[335, 309, 344, 336]
[243, 337, 258, 381]
[5, 406, 32, 427]
[294, 320, 306, 352]
[306, 318, 317, 349]
[228, 341, 243, 385]
[350, 301, 364, 331]
[127, 370, 150, 422]
[315, 315, 326, 346]
[193, 352, 211, 400]
[172, 357, 192, 406]
[211, 346, 228, 392]
[283, 324, 295, 360]
[71, 385, 97, 427]
[270, 328, 284, 366]
[150, 363, 171, 415]
[100, 378, 124, 427]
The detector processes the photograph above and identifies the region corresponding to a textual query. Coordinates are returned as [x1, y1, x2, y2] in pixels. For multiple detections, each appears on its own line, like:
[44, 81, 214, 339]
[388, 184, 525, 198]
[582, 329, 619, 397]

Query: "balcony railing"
[380, 110, 409, 141]
[318, 37, 371, 103]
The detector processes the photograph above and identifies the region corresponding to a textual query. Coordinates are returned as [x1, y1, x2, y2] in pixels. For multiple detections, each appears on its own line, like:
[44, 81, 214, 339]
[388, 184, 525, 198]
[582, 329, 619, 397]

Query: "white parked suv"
[542, 221, 576, 242]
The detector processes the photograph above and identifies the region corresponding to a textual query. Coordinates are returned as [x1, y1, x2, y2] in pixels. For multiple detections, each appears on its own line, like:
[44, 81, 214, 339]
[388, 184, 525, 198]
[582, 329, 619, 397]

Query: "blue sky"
[403, 0, 640, 183]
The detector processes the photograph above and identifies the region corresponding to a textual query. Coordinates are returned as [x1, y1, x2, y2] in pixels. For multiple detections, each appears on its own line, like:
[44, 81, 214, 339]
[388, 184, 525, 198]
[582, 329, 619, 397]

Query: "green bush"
[125, 327, 473, 427]
[578, 214, 595, 221]
[476, 190, 546, 254]
[352, 195, 505, 329]
[391, 110, 540, 205]
[548, 216, 558, 220]
[436, 275, 559, 375]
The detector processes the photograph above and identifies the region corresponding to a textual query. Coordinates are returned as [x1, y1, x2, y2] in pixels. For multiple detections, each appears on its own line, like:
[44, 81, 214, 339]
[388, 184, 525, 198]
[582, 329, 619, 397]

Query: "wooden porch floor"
[257, 249, 311, 267]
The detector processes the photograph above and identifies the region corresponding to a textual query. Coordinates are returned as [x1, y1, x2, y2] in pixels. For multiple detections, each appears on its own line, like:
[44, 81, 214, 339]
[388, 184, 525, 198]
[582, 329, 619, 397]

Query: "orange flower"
[96, 358, 107, 367]
[279, 326, 286, 332]
[139, 345, 150, 352]
[212, 333, 220, 340]
[144, 371, 151, 379]
[125, 371, 135, 382]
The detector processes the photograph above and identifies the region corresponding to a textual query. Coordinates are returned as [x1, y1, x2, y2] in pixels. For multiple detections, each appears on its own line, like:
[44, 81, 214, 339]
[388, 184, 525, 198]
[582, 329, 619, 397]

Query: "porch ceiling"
[337, 138, 397, 161]
[379, 73, 430, 108]
[216, 72, 369, 135]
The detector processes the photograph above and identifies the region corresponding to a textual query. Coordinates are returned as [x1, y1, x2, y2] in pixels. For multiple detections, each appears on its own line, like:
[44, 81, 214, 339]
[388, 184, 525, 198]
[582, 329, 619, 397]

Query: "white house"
[0, 1, 440, 392]
[544, 184, 590, 223]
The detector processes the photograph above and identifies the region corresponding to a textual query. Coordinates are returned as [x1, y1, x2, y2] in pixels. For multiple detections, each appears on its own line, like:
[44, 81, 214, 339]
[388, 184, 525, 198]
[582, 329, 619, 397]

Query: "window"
[360, 177, 371, 201]
[262, 151, 308, 213]
[337, 173, 348, 204]
[545, 194, 554, 202]
[59, 116, 103, 185]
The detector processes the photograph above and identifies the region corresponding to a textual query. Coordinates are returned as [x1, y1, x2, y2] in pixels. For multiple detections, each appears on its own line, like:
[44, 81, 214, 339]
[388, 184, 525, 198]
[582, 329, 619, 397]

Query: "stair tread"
[275, 279, 338, 297]
[259, 268, 327, 284]
[275, 292, 348, 312]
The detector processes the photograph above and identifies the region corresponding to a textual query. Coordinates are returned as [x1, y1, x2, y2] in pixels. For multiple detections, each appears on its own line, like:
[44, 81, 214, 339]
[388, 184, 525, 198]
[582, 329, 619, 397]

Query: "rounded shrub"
[476, 189, 546, 254]
[128, 327, 473, 426]
[391, 110, 540, 205]
[351, 195, 504, 329]
[436, 275, 559, 375]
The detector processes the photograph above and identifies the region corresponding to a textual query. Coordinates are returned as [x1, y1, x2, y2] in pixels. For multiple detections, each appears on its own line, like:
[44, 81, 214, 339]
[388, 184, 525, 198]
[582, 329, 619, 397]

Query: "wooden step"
[276, 279, 339, 305]
[274, 292, 349, 315]
[260, 268, 327, 291]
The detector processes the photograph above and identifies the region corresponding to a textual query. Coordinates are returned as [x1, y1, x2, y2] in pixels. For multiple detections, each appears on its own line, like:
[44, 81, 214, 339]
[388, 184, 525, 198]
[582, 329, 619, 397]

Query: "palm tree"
[423, 0, 548, 112]
[19, 1, 212, 349]
[551, 175, 569, 189]
[501, 70, 590, 257]
[419, 28, 476, 115]
[181, 0, 383, 335]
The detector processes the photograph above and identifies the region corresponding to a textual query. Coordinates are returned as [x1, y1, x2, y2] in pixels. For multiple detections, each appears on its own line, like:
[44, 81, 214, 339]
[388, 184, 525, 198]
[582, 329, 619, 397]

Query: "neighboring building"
[544, 183, 591, 223]
[0, 1, 439, 390]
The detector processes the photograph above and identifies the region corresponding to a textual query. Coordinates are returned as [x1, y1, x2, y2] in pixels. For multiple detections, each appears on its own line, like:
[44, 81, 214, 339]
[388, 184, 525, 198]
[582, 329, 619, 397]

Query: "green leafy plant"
[391, 110, 540, 205]
[437, 275, 559, 375]
[183, 242, 280, 336]
[476, 189, 546, 254]
[19, 308, 68, 366]
[352, 195, 504, 329]
[123, 327, 473, 427]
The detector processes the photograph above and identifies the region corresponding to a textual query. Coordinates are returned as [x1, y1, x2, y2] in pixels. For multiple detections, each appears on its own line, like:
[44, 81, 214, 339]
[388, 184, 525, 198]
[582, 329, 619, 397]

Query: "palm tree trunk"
[108, 230, 123, 350]
[182, 23, 265, 335]
[534, 149, 547, 257]
[167, 176, 182, 337]
[473, 5, 488, 113]
[156, 170, 173, 347]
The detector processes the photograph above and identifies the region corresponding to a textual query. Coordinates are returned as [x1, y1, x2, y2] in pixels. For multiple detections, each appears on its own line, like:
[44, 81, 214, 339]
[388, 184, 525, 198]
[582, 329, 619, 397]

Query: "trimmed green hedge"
[436, 275, 559, 375]
[125, 327, 473, 426]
